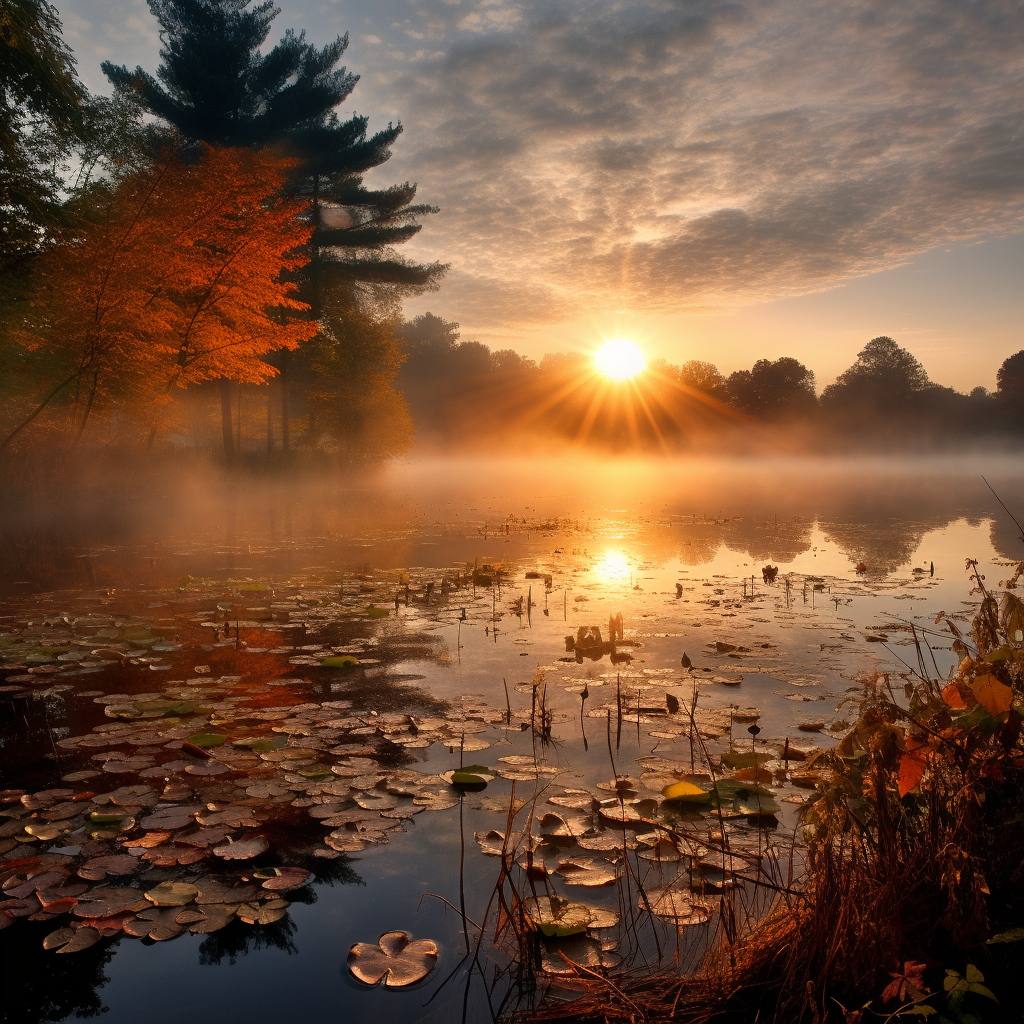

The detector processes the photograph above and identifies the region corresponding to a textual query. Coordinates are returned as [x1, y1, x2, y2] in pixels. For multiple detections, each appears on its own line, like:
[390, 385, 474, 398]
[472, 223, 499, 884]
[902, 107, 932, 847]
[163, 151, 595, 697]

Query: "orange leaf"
[971, 676, 1013, 717]
[941, 683, 968, 709]
[898, 739, 928, 798]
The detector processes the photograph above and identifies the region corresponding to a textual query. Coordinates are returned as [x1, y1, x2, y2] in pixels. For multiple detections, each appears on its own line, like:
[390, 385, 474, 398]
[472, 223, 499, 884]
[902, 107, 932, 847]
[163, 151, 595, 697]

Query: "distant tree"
[401, 313, 461, 357]
[678, 360, 727, 396]
[302, 292, 412, 462]
[105, 0, 444, 457]
[727, 357, 817, 419]
[1, 146, 314, 453]
[491, 349, 537, 373]
[0, 0, 86, 277]
[996, 351, 1024, 426]
[821, 336, 930, 411]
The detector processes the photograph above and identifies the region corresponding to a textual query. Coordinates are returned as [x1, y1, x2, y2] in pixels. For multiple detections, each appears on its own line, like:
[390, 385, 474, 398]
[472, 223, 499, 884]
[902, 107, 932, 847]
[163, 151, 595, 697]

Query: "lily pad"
[45, 925, 102, 953]
[348, 931, 438, 987]
[212, 837, 269, 860]
[661, 781, 711, 803]
[145, 881, 198, 907]
[644, 888, 711, 925]
[258, 867, 311, 892]
[236, 899, 289, 925]
[524, 895, 592, 937]
[555, 857, 619, 887]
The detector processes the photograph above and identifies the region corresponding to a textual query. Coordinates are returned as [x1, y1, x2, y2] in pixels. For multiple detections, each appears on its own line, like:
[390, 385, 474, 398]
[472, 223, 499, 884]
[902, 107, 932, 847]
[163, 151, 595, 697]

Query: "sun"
[595, 339, 646, 381]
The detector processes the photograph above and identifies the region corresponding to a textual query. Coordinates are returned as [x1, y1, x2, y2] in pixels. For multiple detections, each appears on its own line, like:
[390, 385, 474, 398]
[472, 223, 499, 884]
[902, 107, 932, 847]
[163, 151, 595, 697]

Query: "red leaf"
[898, 740, 928, 798]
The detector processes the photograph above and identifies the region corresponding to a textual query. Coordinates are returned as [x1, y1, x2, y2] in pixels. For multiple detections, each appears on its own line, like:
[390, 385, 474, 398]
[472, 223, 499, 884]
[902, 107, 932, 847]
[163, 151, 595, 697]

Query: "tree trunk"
[236, 383, 242, 457]
[267, 387, 274, 454]
[219, 378, 235, 464]
[280, 352, 290, 455]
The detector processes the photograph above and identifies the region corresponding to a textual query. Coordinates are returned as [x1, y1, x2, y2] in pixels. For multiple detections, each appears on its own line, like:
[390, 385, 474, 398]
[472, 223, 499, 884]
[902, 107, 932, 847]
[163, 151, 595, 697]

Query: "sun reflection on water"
[593, 549, 634, 583]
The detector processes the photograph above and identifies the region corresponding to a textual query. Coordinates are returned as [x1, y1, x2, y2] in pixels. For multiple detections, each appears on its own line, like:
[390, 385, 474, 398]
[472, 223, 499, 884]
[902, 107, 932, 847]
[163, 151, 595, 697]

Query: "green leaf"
[899, 1006, 937, 1016]
[322, 655, 359, 668]
[986, 927, 1024, 944]
[186, 732, 226, 748]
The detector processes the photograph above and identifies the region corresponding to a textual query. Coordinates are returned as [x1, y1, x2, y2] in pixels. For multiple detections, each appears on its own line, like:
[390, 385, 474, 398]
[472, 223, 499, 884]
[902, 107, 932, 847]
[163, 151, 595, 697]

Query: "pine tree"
[103, 0, 444, 458]
[0, 0, 86, 277]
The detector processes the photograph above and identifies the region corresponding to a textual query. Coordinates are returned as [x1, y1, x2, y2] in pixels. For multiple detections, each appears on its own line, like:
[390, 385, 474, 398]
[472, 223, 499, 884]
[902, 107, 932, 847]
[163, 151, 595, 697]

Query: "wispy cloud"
[61, 0, 1024, 331]
[363, 0, 1024, 325]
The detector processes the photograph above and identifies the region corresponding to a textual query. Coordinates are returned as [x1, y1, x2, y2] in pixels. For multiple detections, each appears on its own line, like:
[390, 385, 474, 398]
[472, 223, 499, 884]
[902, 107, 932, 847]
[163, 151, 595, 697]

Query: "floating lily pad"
[213, 837, 269, 860]
[236, 898, 289, 925]
[186, 732, 227, 748]
[524, 896, 592, 938]
[644, 888, 711, 925]
[45, 925, 101, 953]
[555, 857, 619, 887]
[258, 867, 311, 892]
[661, 781, 711, 803]
[348, 931, 438, 987]
[145, 881, 198, 906]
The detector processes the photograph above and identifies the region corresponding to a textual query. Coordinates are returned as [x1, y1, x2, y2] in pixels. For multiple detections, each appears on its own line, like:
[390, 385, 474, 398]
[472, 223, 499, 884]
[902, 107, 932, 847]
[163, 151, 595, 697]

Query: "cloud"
[360, 0, 1024, 326]
[59, 0, 1024, 332]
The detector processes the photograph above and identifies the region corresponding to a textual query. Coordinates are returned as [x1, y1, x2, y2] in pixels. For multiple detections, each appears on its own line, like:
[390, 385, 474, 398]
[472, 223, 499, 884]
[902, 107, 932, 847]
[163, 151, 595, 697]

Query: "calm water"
[1, 456, 1022, 1024]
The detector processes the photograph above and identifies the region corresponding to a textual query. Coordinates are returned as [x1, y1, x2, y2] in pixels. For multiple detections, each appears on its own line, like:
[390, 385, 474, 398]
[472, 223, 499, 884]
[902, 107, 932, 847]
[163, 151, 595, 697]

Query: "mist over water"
[4, 454, 1023, 591]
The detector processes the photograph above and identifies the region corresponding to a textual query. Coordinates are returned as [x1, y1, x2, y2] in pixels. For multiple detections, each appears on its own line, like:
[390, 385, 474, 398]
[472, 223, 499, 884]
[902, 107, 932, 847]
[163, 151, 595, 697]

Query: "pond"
[1, 456, 1022, 1024]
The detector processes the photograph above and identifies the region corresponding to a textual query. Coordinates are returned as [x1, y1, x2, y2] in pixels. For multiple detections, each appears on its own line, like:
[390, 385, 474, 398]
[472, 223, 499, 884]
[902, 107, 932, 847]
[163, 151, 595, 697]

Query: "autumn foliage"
[4, 144, 314, 447]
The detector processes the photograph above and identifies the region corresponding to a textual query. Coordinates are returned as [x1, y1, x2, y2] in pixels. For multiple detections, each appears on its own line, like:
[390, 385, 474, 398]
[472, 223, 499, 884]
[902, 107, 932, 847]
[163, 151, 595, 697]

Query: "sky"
[58, 0, 1024, 390]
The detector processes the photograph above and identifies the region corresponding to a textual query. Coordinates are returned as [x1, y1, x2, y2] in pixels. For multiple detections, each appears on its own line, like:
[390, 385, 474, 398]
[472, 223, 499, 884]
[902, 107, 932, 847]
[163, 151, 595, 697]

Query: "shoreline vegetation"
[508, 557, 1024, 1024]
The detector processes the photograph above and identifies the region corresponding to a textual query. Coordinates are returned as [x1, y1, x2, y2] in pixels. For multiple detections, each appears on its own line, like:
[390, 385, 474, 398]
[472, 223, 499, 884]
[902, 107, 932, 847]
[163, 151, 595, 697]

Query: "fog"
[4, 453, 1022, 593]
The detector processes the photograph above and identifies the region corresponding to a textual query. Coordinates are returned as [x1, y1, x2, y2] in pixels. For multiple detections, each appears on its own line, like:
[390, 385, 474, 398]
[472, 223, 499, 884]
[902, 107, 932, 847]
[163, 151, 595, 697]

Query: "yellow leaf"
[971, 676, 1013, 716]
[662, 781, 710, 803]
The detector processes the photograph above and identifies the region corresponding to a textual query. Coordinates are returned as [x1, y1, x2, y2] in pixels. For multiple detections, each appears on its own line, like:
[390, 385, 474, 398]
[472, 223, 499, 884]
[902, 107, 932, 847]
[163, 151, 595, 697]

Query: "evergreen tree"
[103, 0, 444, 457]
[0, 0, 86, 277]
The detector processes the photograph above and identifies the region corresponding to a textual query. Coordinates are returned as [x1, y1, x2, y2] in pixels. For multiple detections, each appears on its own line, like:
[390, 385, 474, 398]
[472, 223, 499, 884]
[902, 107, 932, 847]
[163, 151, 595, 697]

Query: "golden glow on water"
[594, 339, 646, 380]
[593, 549, 633, 583]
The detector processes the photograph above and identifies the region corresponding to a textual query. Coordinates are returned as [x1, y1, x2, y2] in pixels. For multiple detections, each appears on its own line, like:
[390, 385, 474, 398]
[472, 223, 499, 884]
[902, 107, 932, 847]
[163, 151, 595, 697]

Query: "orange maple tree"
[4, 143, 315, 448]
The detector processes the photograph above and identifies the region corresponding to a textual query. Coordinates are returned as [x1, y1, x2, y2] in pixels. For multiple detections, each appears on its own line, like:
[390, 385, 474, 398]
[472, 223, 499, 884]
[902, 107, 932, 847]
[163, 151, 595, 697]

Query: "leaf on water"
[636, 838, 682, 862]
[733, 793, 781, 818]
[188, 905, 237, 933]
[555, 857, 619, 887]
[644, 888, 711, 925]
[354, 792, 397, 810]
[547, 790, 596, 811]
[539, 933, 607, 975]
[212, 837, 269, 860]
[144, 881, 198, 906]
[474, 830, 506, 856]
[524, 896, 594, 938]
[321, 656, 360, 668]
[586, 906, 620, 929]
[236, 899, 289, 925]
[258, 867, 311, 892]
[186, 733, 227, 748]
[576, 831, 630, 852]
[661, 781, 711, 803]
[348, 931, 438, 988]
[50, 925, 102, 953]
[43, 927, 76, 950]
[73, 889, 150, 918]
[78, 855, 138, 881]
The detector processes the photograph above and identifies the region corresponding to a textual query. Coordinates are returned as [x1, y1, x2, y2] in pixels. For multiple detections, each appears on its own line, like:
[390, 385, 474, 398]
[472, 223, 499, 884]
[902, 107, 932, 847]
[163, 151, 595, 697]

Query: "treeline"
[0, 0, 440, 467]
[398, 314, 1024, 451]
